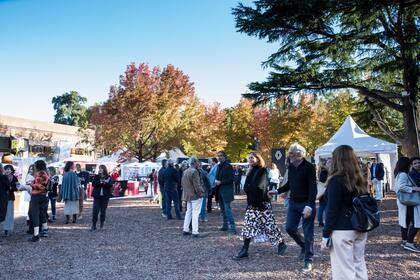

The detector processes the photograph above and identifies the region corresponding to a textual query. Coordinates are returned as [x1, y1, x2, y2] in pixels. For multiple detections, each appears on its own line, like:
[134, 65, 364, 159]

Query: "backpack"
[46, 175, 58, 193]
[351, 193, 380, 232]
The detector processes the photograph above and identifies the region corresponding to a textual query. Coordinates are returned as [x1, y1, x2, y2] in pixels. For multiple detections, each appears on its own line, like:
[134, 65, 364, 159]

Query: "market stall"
[314, 116, 398, 189]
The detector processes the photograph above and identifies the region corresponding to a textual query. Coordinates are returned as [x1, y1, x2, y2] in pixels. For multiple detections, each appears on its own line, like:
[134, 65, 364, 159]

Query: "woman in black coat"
[3, 165, 19, 236]
[0, 164, 10, 224]
[233, 152, 287, 260]
[91, 165, 113, 231]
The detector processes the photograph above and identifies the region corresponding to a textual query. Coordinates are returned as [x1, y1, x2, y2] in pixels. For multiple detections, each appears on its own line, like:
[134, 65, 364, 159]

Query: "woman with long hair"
[394, 157, 420, 253]
[3, 165, 19, 236]
[28, 160, 49, 242]
[233, 152, 287, 260]
[321, 145, 368, 280]
[91, 165, 113, 231]
[61, 161, 80, 224]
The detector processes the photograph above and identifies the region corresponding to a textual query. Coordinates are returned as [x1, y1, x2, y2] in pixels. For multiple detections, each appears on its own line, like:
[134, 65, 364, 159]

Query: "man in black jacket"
[273, 143, 317, 272]
[370, 158, 385, 201]
[163, 160, 181, 220]
[158, 160, 167, 218]
[0, 164, 10, 224]
[215, 151, 236, 234]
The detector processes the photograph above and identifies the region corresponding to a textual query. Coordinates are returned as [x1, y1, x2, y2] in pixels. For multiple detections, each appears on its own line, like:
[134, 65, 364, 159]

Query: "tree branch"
[364, 97, 403, 143]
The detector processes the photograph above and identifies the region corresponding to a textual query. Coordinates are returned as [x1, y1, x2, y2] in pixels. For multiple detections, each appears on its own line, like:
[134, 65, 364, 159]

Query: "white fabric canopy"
[315, 116, 398, 189]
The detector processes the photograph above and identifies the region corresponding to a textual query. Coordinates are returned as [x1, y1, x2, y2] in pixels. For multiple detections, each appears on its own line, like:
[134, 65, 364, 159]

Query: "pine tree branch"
[364, 97, 403, 143]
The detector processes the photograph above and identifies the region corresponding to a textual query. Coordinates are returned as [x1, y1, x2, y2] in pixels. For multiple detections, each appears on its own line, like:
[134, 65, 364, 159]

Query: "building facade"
[0, 114, 95, 162]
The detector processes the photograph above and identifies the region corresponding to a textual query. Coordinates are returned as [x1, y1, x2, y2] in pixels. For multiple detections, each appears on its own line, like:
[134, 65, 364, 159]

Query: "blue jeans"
[285, 200, 315, 263]
[165, 189, 181, 219]
[317, 199, 326, 225]
[200, 195, 207, 220]
[48, 192, 57, 218]
[160, 187, 166, 214]
[219, 195, 236, 233]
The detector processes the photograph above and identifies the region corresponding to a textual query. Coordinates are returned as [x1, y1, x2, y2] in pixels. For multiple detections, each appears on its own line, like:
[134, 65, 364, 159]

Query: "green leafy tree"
[52, 91, 89, 127]
[233, 0, 420, 156]
[225, 99, 255, 162]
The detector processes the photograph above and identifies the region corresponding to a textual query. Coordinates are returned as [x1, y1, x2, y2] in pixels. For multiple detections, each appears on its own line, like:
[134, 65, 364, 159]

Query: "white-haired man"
[182, 157, 205, 237]
[270, 143, 317, 272]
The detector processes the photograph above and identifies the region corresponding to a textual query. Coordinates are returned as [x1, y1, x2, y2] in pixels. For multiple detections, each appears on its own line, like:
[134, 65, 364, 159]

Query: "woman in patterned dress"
[233, 152, 287, 260]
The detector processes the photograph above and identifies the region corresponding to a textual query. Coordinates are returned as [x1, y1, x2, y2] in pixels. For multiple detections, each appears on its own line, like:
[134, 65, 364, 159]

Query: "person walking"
[274, 143, 317, 272]
[207, 157, 218, 213]
[370, 158, 385, 201]
[0, 164, 10, 243]
[28, 160, 49, 242]
[215, 151, 236, 234]
[320, 145, 369, 280]
[234, 152, 287, 260]
[3, 165, 19, 236]
[198, 162, 211, 222]
[158, 160, 167, 218]
[91, 165, 113, 231]
[47, 167, 59, 222]
[394, 156, 420, 253]
[61, 161, 80, 224]
[182, 157, 205, 237]
[163, 160, 181, 220]
[317, 160, 329, 227]
[75, 164, 89, 218]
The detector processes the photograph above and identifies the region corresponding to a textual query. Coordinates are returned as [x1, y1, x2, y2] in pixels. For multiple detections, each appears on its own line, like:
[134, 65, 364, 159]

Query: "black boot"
[90, 224, 97, 232]
[72, 214, 77, 223]
[233, 238, 250, 260]
[65, 215, 70, 224]
[100, 221, 104, 229]
[277, 241, 287, 256]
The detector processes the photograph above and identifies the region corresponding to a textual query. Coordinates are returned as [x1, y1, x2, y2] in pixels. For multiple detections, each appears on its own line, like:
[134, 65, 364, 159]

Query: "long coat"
[216, 161, 234, 203]
[0, 174, 10, 222]
[395, 172, 420, 228]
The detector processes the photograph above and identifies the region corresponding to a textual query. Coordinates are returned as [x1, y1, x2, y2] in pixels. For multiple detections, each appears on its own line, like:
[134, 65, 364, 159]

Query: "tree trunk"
[401, 98, 419, 157]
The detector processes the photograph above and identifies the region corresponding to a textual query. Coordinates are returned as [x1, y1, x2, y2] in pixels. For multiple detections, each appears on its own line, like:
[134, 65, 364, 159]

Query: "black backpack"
[351, 193, 380, 232]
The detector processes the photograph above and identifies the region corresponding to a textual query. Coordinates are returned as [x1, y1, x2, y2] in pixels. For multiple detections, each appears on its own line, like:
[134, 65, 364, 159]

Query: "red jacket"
[31, 170, 49, 196]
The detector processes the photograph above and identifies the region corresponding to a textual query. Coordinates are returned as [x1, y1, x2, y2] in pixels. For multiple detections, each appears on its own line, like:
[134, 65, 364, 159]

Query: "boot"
[100, 221, 104, 229]
[90, 223, 97, 232]
[72, 214, 77, 223]
[65, 215, 70, 224]
[277, 241, 287, 256]
[233, 246, 249, 260]
[233, 238, 250, 260]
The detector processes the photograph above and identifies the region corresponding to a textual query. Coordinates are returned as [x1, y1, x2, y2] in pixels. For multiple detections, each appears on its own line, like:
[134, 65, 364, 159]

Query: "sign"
[271, 148, 287, 176]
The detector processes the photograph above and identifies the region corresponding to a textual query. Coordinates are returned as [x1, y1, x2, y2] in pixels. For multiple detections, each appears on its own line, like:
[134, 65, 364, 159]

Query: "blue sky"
[0, 0, 276, 122]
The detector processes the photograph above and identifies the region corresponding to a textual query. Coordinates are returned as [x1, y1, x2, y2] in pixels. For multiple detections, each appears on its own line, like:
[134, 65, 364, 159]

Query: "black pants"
[207, 193, 213, 212]
[92, 196, 110, 225]
[401, 205, 419, 243]
[30, 195, 48, 228]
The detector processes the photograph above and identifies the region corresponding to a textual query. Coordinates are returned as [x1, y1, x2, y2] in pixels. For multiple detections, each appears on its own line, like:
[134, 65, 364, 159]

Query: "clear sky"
[0, 0, 276, 122]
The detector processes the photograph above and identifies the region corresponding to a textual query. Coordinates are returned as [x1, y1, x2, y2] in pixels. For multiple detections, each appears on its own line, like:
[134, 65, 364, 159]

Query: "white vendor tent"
[121, 161, 160, 180]
[315, 116, 398, 189]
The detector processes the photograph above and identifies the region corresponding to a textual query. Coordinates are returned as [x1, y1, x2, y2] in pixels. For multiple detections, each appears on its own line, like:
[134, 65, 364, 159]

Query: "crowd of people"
[0, 160, 113, 242]
[0, 143, 419, 279]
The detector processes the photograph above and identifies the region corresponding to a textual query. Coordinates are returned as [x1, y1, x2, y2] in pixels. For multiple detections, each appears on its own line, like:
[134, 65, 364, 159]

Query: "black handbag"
[351, 193, 380, 232]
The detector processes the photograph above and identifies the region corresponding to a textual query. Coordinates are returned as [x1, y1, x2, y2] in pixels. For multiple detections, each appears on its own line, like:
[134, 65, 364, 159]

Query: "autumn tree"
[234, 0, 420, 156]
[178, 100, 226, 157]
[225, 99, 255, 162]
[52, 91, 89, 128]
[90, 63, 194, 162]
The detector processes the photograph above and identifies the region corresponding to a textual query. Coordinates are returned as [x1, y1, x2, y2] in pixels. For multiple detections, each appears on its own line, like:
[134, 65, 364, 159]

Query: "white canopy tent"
[121, 161, 160, 180]
[315, 116, 398, 189]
